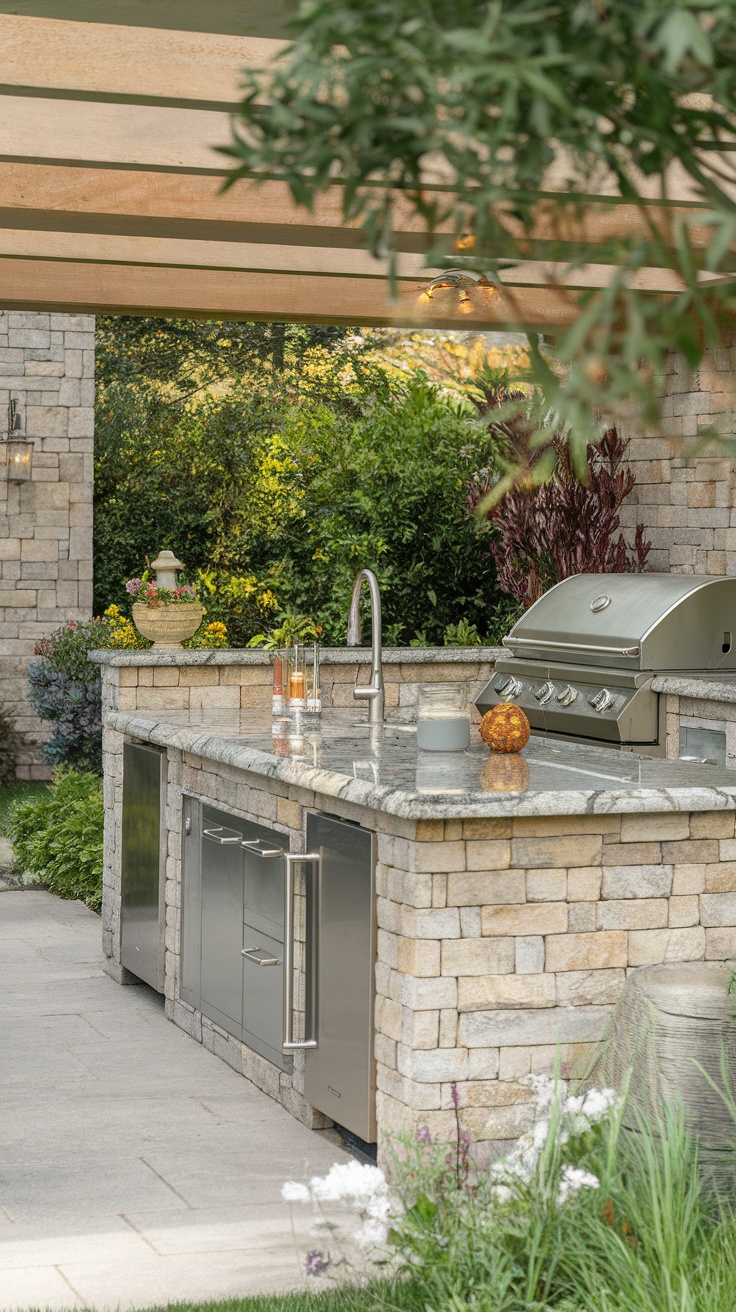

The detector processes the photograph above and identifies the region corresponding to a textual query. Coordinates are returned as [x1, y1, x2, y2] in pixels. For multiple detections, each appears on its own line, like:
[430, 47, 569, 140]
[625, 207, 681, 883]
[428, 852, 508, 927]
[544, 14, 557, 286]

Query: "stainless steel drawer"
[242, 920, 288, 1069]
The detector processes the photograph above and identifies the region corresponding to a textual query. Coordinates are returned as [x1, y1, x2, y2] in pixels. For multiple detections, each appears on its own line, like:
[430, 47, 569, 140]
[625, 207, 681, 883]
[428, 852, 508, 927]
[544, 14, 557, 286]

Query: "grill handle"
[503, 636, 640, 658]
[283, 852, 320, 1051]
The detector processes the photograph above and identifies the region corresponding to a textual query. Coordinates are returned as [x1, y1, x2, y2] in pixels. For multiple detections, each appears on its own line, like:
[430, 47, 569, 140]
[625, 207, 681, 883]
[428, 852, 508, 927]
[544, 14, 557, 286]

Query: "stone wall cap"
[89, 645, 504, 667]
[652, 674, 736, 704]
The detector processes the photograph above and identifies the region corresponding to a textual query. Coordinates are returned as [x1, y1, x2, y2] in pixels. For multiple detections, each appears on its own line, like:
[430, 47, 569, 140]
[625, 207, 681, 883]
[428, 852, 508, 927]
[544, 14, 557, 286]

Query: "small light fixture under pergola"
[0, 399, 33, 484]
[419, 269, 496, 311]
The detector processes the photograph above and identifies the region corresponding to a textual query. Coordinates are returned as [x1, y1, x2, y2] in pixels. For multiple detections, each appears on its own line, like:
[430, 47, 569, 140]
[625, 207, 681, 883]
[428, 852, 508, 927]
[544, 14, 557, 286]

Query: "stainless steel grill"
[476, 574, 736, 753]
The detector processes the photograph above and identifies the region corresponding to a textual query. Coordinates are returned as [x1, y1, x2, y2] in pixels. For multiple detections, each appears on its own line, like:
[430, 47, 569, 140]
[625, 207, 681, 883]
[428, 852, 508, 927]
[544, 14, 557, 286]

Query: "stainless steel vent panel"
[503, 574, 736, 672]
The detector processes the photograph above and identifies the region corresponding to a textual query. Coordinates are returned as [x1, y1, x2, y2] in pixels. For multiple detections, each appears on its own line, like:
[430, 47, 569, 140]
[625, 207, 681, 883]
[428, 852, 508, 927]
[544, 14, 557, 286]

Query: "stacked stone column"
[0, 310, 94, 776]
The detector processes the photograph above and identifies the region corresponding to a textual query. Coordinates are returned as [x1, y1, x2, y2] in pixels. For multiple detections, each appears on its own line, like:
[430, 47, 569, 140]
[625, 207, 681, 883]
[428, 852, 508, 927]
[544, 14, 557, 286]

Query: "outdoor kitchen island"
[100, 696, 736, 1167]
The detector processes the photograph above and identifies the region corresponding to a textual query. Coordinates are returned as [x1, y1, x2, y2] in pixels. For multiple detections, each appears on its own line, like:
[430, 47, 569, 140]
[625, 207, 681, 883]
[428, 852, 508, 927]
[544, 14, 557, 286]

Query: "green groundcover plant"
[7, 768, 103, 912]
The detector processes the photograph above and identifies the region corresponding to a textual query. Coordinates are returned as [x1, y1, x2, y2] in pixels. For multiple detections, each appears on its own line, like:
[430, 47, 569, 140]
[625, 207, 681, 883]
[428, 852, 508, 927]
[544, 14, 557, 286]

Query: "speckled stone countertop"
[91, 646, 503, 668]
[652, 673, 736, 704]
[105, 708, 736, 820]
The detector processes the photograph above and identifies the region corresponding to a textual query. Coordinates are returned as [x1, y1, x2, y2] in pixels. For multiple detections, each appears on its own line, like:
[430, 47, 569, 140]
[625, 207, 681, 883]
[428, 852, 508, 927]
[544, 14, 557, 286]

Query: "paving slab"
[0, 890, 350, 1310]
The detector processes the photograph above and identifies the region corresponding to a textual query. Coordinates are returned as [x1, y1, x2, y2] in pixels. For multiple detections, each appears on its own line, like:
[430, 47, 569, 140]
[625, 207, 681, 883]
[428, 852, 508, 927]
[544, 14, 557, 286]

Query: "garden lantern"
[0, 399, 33, 484]
[150, 548, 184, 590]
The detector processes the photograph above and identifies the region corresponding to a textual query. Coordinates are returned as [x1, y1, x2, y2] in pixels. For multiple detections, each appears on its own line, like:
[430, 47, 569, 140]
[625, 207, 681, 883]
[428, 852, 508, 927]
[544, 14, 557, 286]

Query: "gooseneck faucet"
[347, 568, 385, 724]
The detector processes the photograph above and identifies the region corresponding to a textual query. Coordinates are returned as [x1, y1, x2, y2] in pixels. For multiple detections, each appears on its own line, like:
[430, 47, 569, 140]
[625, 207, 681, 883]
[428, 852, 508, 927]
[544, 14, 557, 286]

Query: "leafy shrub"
[28, 619, 109, 774]
[470, 427, 650, 609]
[0, 700, 19, 784]
[7, 767, 103, 911]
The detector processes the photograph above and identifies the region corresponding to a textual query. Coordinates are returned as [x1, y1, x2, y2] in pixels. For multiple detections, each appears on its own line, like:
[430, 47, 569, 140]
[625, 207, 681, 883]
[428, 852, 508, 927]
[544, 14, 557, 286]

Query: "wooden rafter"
[0, 12, 728, 325]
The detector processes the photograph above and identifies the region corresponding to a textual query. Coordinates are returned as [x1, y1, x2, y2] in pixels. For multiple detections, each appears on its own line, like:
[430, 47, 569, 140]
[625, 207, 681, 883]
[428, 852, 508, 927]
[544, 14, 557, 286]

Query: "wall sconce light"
[0, 399, 33, 484]
[418, 269, 496, 310]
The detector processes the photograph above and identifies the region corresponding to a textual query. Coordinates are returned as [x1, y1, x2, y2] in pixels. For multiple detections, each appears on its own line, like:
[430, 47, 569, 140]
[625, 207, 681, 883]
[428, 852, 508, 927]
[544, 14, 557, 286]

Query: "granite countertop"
[105, 708, 736, 820]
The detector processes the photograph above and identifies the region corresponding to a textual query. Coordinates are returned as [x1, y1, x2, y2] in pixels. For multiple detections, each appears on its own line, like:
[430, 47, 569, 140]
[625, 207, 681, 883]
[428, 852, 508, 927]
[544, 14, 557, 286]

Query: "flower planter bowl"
[132, 602, 203, 649]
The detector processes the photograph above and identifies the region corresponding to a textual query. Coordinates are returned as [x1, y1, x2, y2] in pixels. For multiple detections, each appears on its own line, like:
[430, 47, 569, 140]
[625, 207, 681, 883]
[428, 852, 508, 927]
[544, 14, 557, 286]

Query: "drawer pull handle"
[203, 825, 243, 844]
[242, 946, 280, 967]
[241, 839, 285, 859]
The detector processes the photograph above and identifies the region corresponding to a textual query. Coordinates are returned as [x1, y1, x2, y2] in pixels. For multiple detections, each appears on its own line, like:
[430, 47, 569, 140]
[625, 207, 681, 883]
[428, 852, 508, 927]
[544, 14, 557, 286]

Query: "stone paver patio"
[0, 890, 349, 1310]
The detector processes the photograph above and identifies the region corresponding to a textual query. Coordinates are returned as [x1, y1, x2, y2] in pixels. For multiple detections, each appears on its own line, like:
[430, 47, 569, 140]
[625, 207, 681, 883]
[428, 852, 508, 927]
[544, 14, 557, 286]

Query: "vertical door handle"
[283, 851, 320, 1051]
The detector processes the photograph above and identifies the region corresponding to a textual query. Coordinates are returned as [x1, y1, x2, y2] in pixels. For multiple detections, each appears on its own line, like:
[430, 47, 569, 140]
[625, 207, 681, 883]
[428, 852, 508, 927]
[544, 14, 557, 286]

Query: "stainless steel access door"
[200, 804, 246, 1038]
[299, 813, 376, 1144]
[121, 741, 165, 992]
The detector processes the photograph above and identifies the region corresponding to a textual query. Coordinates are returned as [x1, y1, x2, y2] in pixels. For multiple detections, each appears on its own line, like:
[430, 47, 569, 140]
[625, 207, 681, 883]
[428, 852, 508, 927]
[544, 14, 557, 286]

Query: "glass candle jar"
[416, 682, 470, 751]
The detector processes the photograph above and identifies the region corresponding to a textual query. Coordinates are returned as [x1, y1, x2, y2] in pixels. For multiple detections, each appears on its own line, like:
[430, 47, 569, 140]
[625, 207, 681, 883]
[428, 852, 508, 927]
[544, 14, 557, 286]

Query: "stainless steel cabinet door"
[304, 813, 376, 1143]
[200, 805, 244, 1038]
[121, 742, 164, 992]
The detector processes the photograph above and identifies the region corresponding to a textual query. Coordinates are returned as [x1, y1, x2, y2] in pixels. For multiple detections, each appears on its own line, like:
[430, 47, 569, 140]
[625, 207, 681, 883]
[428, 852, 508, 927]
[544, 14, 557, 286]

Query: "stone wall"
[372, 809, 734, 1163]
[621, 346, 736, 575]
[100, 650, 498, 720]
[0, 310, 94, 776]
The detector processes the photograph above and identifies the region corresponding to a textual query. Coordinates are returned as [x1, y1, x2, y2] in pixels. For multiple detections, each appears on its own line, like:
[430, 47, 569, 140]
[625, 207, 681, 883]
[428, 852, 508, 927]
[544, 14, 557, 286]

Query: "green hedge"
[7, 768, 103, 912]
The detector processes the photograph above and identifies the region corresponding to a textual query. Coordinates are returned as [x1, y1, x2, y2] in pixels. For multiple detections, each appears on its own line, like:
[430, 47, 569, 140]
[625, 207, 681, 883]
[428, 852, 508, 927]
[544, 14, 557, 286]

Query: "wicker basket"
[132, 602, 203, 649]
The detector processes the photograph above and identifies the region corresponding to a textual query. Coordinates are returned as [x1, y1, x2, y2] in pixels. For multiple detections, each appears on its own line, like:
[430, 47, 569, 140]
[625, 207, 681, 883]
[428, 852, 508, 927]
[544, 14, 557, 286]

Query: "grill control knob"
[589, 688, 614, 713]
[496, 675, 523, 699]
[556, 685, 578, 707]
[534, 680, 555, 705]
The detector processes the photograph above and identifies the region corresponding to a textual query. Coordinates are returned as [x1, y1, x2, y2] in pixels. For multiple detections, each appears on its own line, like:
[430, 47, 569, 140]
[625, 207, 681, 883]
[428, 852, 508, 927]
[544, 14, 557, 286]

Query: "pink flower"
[305, 1250, 329, 1277]
[125, 578, 143, 595]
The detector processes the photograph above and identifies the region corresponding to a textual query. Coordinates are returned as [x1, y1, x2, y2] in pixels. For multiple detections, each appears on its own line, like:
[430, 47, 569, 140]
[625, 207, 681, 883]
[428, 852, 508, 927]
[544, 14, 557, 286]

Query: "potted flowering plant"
[126, 572, 203, 649]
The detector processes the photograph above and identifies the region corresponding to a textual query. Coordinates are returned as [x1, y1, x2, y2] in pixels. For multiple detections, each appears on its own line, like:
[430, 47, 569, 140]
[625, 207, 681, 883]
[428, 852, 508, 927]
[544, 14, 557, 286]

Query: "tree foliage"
[94, 353, 503, 644]
[96, 317, 362, 399]
[225, 0, 736, 472]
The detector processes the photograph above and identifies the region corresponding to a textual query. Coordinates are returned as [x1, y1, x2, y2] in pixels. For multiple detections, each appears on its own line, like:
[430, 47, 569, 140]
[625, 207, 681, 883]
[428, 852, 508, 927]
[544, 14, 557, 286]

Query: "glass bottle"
[306, 642, 322, 714]
[272, 649, 286, 717]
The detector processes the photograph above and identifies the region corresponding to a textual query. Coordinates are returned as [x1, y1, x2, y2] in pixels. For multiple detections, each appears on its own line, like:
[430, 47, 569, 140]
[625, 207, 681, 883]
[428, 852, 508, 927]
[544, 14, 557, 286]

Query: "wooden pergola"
[0, 2, 719, 329]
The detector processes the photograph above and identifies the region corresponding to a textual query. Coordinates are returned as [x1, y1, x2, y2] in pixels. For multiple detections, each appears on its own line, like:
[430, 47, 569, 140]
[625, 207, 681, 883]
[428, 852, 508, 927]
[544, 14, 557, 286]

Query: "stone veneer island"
[95, 649, 736, 1165]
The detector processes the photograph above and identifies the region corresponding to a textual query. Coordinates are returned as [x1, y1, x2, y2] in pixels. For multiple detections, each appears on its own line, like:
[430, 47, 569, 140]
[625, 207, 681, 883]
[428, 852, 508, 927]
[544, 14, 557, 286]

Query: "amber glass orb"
[479, 702, 531, 753]
[480, 753, 530, 793]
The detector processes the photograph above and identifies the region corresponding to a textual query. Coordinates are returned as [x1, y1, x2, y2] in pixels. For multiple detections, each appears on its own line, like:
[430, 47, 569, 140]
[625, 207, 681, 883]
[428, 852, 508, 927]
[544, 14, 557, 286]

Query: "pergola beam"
[0, 11, 730, 324]
[0, 257, 581, 328]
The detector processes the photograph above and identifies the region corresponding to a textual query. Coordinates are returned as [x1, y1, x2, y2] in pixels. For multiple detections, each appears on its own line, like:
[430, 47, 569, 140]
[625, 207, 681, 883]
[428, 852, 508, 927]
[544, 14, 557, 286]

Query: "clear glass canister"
[416, 682, 470, 751]
[287, 644, 307, 712]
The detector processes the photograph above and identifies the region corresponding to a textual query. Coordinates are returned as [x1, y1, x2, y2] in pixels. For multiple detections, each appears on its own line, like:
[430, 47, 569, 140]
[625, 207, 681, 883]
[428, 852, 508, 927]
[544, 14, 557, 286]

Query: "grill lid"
[503, 574, 736, 672]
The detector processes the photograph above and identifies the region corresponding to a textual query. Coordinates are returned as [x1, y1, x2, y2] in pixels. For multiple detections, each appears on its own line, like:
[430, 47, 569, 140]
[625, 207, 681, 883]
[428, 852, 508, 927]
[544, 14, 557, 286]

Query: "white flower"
[282, 1160, 392, 1248]
[557, 1165, 600, 1205]
[309, 1161, 388, 1207]
[581, 1087, 620, 1123]
[282, 1181, 311, 1203]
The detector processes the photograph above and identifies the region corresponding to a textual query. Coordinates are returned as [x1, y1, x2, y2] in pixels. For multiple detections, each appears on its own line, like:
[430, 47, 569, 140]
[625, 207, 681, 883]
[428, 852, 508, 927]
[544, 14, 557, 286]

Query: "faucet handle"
[353, 683, 381, 701]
